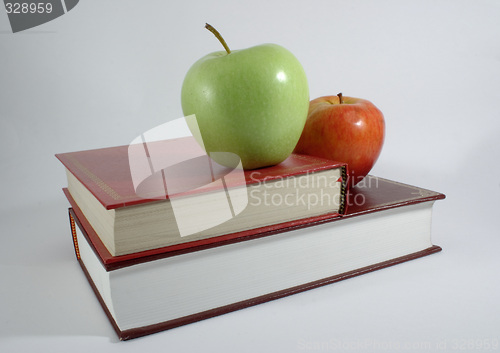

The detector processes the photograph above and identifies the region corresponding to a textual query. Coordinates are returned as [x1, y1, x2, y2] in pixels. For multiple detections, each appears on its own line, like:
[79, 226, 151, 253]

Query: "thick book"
[67, 176, 445, 340]
[56, 137, 348, 256]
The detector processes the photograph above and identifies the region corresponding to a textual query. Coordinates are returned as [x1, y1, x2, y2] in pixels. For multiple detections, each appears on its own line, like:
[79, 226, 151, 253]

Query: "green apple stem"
[337, 92, 343, 104]
[205, 23, 231, 54]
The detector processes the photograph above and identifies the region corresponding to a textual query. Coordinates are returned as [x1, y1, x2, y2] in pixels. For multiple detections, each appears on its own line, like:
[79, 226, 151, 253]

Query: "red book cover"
[65, 176, 445, 271]
[56, 137, 348, 210]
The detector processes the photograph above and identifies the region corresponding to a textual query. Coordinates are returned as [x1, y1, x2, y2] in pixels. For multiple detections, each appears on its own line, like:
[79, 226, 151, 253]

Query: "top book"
[56, 137, 348, 256]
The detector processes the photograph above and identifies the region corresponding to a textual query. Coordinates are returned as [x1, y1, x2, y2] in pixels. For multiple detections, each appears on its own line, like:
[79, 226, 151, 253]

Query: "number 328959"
[5, 3, 53, 14]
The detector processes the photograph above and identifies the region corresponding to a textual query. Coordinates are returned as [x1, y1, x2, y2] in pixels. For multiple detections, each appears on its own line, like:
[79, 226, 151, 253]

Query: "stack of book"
[56, 137, 445, 340]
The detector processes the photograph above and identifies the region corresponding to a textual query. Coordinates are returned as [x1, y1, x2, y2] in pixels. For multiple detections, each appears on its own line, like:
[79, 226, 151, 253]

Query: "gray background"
[1, 0, 499, 352]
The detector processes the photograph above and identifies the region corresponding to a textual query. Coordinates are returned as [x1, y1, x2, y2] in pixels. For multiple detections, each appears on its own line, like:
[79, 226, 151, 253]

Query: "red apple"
[294, 93, 385, 186]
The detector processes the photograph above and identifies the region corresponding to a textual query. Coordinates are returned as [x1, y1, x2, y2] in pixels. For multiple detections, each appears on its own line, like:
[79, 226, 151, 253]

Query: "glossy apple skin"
[181, 44, 309, 170]
[294, 95, 385, 185]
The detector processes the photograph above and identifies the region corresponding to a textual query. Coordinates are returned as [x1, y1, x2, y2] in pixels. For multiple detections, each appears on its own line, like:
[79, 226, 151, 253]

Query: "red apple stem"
[337, 92, 343, 104]
[205, 23, 231, 54]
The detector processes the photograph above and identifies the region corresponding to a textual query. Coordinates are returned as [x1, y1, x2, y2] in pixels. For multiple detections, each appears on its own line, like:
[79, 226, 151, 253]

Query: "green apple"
[181, 24, 309, 170]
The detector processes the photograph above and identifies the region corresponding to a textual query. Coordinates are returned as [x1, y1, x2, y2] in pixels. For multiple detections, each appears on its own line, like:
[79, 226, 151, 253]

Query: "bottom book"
[67, 176, 445, 340]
